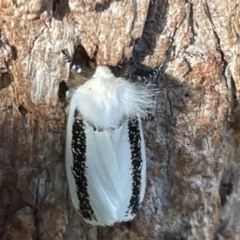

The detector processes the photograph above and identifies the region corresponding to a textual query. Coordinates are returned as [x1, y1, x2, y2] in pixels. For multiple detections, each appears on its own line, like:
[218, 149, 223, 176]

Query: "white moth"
[63, 46, 159, 226]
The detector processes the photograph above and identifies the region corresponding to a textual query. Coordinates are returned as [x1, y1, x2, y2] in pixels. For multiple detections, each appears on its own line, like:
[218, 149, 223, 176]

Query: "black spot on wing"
[71, 110, 97, 222]
[126, 117, 142, 216]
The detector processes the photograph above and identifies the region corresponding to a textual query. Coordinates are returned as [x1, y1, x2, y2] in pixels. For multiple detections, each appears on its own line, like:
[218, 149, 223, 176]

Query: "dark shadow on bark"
[0, 72, 14, 90]
[95, 0, 121, 12]
[52, 0, 70, 20]
[39, 0, 70, 20]
[132, 0, 169, 63]
[219, 170, 234, 206]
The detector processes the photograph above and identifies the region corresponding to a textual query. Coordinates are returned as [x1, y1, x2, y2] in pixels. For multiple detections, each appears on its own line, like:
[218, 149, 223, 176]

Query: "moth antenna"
[110, 61, 135, 79]
[135, 65, 163, 84]
[62, 49, 72, 64]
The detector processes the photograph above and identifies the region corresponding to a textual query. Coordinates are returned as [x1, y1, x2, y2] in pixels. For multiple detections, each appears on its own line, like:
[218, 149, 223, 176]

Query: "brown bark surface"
[0, 0, 240, 239]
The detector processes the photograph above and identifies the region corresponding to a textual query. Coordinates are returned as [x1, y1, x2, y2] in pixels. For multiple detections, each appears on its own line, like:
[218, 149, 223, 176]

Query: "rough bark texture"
[0, 0, 239, 239]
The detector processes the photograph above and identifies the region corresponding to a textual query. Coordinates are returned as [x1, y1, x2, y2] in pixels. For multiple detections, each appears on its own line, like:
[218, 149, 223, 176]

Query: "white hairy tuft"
[68, 66, 156, 129]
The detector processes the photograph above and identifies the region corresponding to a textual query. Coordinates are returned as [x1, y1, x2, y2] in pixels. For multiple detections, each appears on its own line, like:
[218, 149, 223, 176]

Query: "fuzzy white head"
[69, 65, 157, 129]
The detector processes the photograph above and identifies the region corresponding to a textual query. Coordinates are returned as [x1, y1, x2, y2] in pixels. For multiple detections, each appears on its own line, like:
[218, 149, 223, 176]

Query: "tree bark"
[0, 0, 239, 239]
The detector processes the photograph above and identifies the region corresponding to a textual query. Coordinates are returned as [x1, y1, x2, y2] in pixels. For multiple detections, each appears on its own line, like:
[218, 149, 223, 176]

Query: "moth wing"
[85, 120, 132, 225]
[66, 96, 147, 226]
[84, 117, 147, 225]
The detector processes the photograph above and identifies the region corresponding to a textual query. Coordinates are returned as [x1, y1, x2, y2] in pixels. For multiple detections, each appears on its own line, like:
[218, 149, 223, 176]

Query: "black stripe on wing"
[126, 117, 142, 215]
[71, 110, 97, 222]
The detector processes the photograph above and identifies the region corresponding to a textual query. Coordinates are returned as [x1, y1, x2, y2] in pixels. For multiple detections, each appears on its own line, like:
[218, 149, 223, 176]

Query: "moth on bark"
[62, 45, 161, 226]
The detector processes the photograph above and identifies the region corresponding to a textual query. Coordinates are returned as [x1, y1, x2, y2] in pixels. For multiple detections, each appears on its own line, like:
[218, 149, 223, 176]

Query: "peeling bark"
[0, 0, 240, 239]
